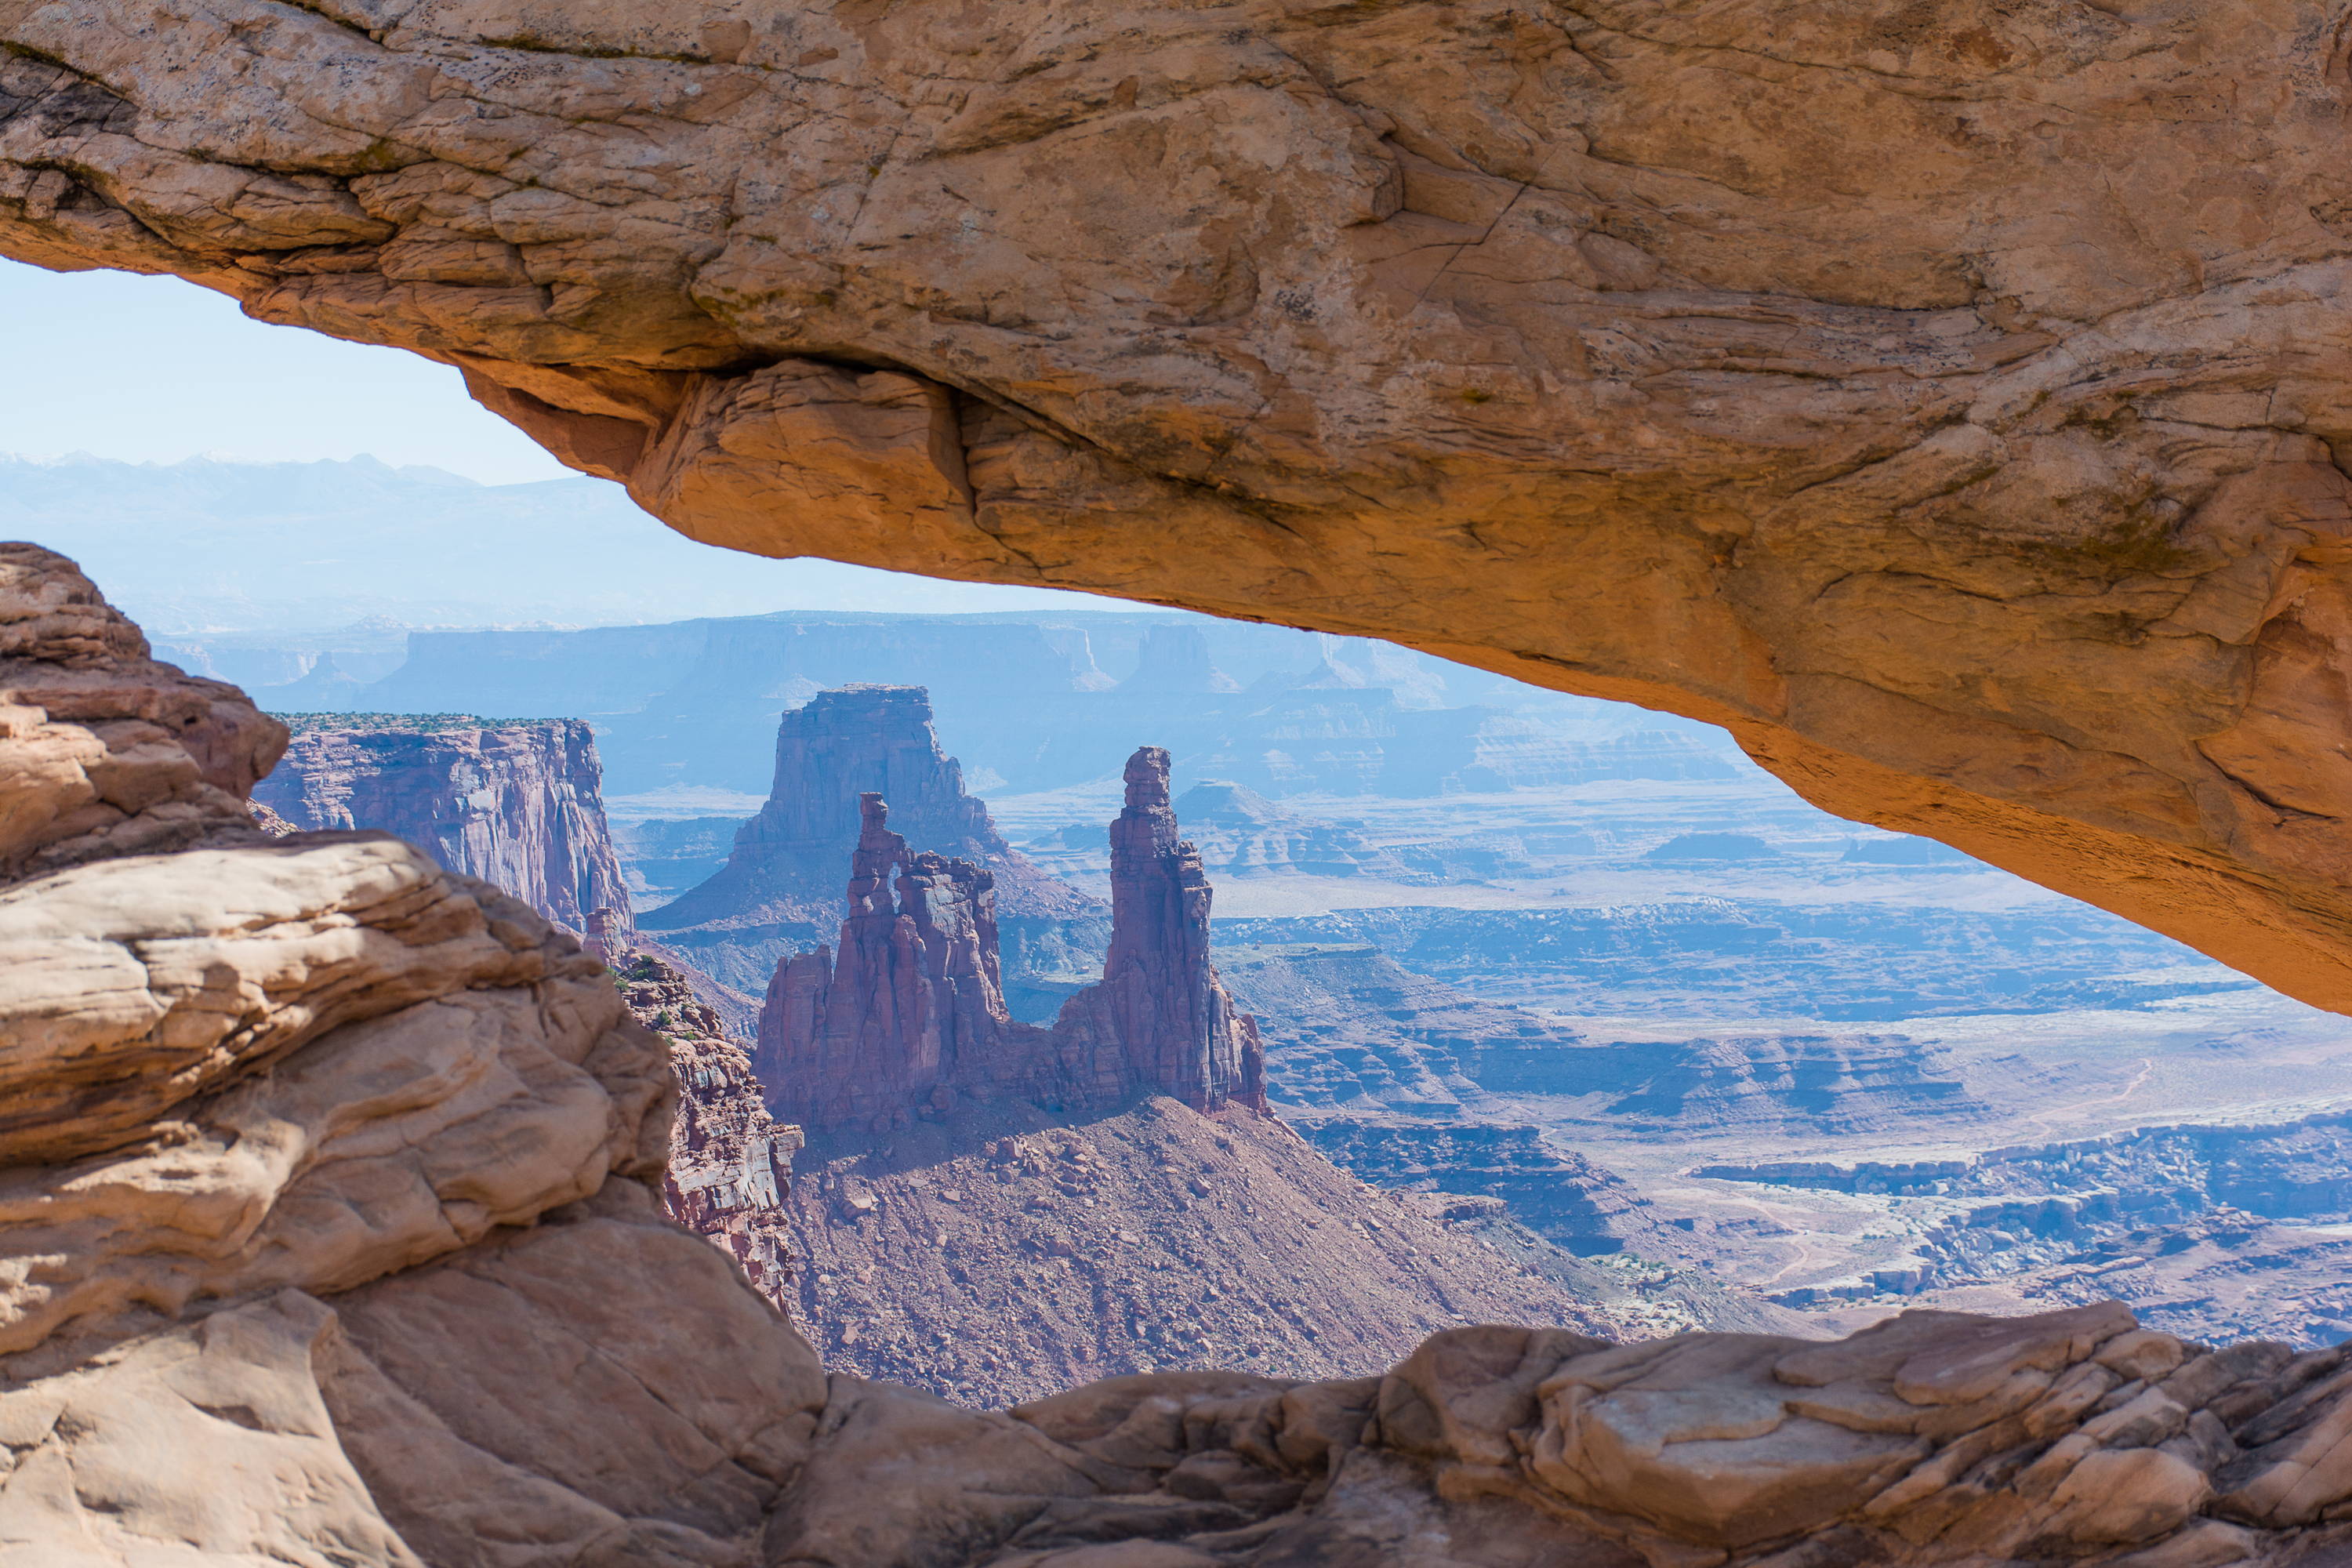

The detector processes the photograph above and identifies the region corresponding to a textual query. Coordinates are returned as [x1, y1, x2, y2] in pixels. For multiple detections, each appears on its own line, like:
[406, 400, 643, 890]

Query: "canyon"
[5, 530, 2350, 1567]
[9, 504, 2352, 1566]
[758, 746, 1262, 1130]
[102, 555, 2352, 1362]
[82, 540, 2352, 1362]
[252, 713, 633, 942]
[13, 5, 2352, 1561]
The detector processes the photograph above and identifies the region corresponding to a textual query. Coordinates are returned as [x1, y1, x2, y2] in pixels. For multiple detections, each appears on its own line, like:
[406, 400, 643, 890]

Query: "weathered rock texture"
[9, 5, 2352, 1013]
[7, 544, 2352, 1568]
[252, 713, 632, 941]
[614, 949, 804, 1309]
[759, 751, 1267, 1131]
[1058, 747, 1271, 1115]
[0, 545, 832, 1563]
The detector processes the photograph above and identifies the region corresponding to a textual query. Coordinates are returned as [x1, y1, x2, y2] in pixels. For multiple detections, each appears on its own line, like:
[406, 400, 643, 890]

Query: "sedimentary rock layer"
[6, 5, 2352, 1011]
[614, 949, 804, 1309]
[1174, 779, 1427, 881]
[0, 545, 830, 1561]
[253, 713, 632, 939]
[1058, 746, 1269, 1115]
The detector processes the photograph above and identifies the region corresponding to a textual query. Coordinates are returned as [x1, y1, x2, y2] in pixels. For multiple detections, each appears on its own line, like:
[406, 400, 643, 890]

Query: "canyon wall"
[758, 747, 1266, 1131]
[253, 713, 632, 940]
[612, 949, 804, 1309]
[1170, 779, 1428, 880]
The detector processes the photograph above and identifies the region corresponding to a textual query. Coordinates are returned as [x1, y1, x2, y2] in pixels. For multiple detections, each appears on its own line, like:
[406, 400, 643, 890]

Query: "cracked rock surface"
[9, 3, 2352, 1013]
[5, 545, 2352, 1566]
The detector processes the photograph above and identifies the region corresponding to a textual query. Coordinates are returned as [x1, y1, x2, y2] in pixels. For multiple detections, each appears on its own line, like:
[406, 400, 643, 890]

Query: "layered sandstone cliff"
[0, 545, 828, 1561]
[253, 713, 632, 940]
[647, 683, 1090, 931]
[9, 545, 2352, 1566]
[758, 747, 1265, 1132]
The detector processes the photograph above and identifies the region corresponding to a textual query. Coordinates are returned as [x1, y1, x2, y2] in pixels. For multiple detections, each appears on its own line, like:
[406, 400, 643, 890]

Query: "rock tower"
[758, 748, 1267, 1131]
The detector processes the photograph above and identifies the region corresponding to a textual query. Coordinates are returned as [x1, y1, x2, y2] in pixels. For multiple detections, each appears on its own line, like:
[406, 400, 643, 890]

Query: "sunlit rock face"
[9, 5, 2352, 1011]
[640, 681, 1097, 993]
[0, 544, 829, 1560]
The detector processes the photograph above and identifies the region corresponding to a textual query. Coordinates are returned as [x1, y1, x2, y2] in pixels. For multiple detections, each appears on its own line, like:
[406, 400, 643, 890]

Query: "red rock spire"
[757, 793, 1019, 1131]
[1096, 746, 1265, 1112]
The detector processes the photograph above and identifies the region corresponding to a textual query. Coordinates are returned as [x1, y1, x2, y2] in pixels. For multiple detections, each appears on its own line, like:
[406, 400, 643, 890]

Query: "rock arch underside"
[9, 2, 2352, 1566]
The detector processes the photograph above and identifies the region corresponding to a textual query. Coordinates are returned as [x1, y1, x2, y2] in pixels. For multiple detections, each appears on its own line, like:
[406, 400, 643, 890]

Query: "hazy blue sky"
[0, 257, 1146, 618]
[2, 258, 572, 483]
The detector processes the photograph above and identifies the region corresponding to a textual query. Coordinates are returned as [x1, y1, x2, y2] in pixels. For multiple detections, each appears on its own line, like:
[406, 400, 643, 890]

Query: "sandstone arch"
[8, 0, 2352, 1010]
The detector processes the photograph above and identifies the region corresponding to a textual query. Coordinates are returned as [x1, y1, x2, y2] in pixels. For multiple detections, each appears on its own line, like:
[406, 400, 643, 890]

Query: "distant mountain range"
[2, 452, 1138, 635]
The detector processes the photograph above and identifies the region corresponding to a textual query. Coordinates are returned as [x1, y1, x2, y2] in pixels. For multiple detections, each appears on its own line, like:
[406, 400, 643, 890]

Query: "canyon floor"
[982, 770, 2352, 1353]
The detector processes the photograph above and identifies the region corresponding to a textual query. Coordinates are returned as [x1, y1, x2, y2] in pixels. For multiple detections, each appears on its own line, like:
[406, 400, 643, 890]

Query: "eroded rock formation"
[7, 5, 2352, 1011]
[9, 545, 2352, 1568]
[759, 750, 1266, 1131]
[252, 713, 632, 941]
[0, 545, 829, 1559]
[614, 949, 804, 1308]
[1173, 778, 1428, 880]
[1058, 746, 1270, 1115]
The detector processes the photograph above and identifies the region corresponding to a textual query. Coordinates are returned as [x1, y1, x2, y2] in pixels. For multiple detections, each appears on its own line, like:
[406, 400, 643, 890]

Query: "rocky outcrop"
[760, 750, 1267, 1130]
[252, 713, 632, 941]
[0, 543, 280, 886]
[639, 683, 1098, 993]
[1057, 747, 1269, 1114]
[16, 5, 2352, 1014]
[760, 793, 1027, 1131]
[612, 949, 804, 1309]
[9, 545, 2352, 1568]
[0, 545, 829, 1562]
